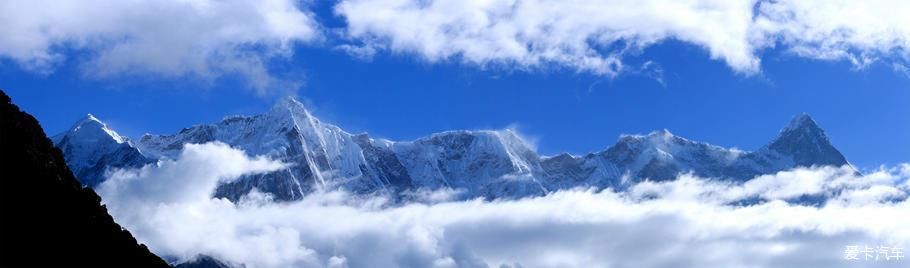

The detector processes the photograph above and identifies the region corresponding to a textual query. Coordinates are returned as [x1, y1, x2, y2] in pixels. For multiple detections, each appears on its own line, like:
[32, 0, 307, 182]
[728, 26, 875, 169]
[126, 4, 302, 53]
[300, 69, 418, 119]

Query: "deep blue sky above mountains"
[2, 0, 909, 168]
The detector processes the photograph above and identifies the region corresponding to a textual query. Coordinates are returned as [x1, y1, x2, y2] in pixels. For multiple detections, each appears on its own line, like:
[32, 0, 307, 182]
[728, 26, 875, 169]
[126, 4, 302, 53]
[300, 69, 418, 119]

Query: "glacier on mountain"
[52, 98, 853, 201]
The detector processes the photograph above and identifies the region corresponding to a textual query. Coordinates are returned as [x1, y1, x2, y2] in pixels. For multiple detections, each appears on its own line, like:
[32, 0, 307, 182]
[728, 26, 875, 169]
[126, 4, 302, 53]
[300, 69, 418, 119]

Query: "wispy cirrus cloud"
[0, 0, 319, 94]
[98, 142, 910, 268]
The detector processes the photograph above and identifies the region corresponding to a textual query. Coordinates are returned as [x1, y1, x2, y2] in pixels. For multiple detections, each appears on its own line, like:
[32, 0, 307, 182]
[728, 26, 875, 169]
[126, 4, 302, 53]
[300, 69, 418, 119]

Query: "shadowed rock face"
[0, 89, 170, 267]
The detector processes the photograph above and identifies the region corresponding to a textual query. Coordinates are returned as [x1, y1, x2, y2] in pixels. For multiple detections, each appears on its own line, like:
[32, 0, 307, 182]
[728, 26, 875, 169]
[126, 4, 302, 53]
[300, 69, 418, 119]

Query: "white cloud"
[6, 0, 910, 87]
[335, 0, 760, 76]
[99, 142, 286, 205]
[98, 142, 910, 268]
[0, 0, 319, 94]
[755, 0, 910, 69]
[334, 44, 378, 61]
[335, 0, 910, 77]
[895, 64, 910, 79]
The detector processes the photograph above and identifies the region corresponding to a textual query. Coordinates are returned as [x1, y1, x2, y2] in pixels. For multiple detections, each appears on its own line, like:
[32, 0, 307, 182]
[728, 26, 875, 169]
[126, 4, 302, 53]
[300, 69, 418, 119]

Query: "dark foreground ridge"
[0, 89, 170, 267]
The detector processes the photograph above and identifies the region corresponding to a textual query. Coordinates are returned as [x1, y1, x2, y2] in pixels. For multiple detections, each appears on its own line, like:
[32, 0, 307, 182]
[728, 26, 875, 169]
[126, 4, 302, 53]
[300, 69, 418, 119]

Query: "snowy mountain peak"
[57, 114, 127, 145]
[270, 96, 308, 115]
[52, 114, 149, 187]
[651, 128, 673, 137]
[419, 129, 536, 154]
[645, 129, 679, 143]
[618, 129, 690, 147]
[765, 113, 847, 167]
[773, 113, 829, 145]
[265, 96, 324, 131]
[83, 113, 100, 123]
[782, 113, 822, 133]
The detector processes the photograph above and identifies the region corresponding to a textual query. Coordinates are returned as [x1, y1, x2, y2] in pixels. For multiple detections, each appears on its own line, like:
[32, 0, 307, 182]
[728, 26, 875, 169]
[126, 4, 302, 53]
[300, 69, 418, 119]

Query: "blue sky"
[2, 0, 909, 168]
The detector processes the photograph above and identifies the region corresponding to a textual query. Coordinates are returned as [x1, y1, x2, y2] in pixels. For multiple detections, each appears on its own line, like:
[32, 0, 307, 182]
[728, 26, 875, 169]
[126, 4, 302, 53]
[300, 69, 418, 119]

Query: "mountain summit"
[765, 113, 848, 167]
[53, 100, 852, 201]
[59, 114, 128, 143]
[52, 114, 149, 187]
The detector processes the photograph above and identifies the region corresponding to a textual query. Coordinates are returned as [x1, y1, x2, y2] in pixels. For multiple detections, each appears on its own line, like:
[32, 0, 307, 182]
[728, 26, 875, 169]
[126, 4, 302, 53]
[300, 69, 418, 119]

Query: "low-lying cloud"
[99, 142, 910, 267]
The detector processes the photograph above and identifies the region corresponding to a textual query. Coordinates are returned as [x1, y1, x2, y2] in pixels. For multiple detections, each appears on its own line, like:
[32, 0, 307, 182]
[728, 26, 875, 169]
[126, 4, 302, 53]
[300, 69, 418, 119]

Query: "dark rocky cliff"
[0, 89, 170, 267]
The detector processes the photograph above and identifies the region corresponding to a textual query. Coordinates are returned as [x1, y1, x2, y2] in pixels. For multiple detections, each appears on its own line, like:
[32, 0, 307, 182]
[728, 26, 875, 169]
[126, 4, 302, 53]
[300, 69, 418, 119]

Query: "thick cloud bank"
[99, 142, 910, 267]
[0, 0, 318, 93]
[336, 0, 910, 76]
[5, 0, 910, 89]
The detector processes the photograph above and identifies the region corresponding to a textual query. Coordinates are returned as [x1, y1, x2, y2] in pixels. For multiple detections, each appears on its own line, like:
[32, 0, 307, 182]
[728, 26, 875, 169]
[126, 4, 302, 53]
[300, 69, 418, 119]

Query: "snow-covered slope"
[391, 130, 548, 198]
[138, 98, 385, 201]
[541, 129, 746, 190]
[724, 113, 852, 179]
[539, 114, 853, 190]
[52, 114, 150, 187]
[53, 98, 853, 201]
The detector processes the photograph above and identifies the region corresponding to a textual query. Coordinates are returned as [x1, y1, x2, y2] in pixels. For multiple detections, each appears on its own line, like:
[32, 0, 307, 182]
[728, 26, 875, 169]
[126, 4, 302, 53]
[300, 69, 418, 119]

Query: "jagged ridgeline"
[0, 90, 170, 267]
[55, 97, 852, 202]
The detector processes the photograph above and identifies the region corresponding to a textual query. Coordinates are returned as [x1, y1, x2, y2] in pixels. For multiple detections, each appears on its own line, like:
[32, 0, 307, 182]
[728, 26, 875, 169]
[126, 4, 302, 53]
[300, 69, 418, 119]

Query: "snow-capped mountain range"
[52, 97, 851, 201]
